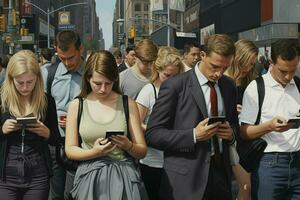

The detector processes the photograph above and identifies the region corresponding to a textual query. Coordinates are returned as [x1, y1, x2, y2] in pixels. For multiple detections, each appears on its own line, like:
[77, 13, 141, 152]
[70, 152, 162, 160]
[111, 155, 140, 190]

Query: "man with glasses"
[145, 34, 238, 200]
[240, 39, 300, 199]
[42, 30, 84, 200]
[119, 39, 158, 99]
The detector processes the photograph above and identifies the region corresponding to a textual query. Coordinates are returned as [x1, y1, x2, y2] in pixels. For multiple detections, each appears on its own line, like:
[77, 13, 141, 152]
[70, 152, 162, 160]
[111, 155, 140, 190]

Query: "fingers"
[200, 118, 209, 126]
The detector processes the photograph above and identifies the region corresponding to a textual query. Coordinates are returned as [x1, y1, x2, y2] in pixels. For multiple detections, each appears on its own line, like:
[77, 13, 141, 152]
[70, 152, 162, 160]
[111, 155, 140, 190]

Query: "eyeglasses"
[135, 55, 154, 65]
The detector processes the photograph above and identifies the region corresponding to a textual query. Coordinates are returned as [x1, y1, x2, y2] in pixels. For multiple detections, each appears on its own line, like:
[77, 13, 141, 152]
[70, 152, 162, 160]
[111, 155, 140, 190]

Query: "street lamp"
[23, 2, 88, 48]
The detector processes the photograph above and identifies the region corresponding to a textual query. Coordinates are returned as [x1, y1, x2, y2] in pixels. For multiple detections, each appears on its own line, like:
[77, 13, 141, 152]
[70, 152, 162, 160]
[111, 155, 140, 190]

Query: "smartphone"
[287, 117, 300, 128]
[105, 130, 125, 139]
[16, 116, 37, 125]
[208, 116, 226, 125]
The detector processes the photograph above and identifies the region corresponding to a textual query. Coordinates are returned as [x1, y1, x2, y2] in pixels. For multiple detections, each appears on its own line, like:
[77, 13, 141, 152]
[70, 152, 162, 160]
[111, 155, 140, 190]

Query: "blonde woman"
[225, 39, 258, 200]
[136, 46, 184, 200]
[0, 50, 60, 200]
[65, 50, 147, 200]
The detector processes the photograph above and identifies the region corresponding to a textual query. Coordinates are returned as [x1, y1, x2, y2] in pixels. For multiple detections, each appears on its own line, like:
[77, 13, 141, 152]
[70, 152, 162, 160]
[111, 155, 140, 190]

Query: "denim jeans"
[251, 151, 300, 200]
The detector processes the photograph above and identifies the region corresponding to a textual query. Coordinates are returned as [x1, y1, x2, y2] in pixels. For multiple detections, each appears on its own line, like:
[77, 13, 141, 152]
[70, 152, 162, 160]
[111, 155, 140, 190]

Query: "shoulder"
[69, 97, 81, 111]
[219, 75, 236, 88]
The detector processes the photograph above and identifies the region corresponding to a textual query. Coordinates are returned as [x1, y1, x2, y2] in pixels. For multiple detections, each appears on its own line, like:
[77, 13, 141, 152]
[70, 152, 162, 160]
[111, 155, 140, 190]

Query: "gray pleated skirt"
[70, 157, 148, 200]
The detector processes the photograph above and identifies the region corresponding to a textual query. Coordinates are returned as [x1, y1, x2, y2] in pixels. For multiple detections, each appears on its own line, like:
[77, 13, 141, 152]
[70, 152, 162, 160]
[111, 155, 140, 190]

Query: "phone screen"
[105, 130, 125, 139]
[208, 116, 226, 125]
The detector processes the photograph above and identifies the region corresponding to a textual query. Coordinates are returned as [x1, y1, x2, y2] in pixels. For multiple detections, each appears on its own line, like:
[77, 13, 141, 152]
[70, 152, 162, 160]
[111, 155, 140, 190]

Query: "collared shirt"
[183, 61, 192, 72]
[194, 63, 225, 153]
[240, 71, 300, 152]
[42, 62, 84, 136]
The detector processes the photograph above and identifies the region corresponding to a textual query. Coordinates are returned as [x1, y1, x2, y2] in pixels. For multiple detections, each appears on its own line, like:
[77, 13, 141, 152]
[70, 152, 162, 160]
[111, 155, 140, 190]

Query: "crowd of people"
[0, 29, 299, 200]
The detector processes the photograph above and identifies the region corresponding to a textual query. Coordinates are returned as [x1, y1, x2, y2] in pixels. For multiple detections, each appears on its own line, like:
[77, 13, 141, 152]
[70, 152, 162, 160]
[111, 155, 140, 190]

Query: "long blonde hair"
[151, 46, 184, 83]
[1, 50, 47, 119]
[226, 39, 258, 87]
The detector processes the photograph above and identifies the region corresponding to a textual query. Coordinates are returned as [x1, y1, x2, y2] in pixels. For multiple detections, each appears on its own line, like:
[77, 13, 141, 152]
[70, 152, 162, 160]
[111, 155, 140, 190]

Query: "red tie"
[208, 81, 221, 162]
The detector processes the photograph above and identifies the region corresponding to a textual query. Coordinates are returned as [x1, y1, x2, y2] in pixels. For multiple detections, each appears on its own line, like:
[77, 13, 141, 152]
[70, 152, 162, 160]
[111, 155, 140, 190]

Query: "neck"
[153, 79, 162, 88]
[132, 64, 149, 79]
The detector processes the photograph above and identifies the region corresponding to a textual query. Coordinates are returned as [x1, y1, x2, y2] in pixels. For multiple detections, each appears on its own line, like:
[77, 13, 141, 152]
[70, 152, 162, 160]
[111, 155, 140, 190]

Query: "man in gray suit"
[146, 34, 239, 200]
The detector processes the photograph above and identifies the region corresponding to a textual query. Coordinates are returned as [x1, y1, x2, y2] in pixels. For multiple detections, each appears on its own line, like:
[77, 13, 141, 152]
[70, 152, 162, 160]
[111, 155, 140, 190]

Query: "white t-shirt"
[136, 83, 164, 168]
[240, 71, 300, 152]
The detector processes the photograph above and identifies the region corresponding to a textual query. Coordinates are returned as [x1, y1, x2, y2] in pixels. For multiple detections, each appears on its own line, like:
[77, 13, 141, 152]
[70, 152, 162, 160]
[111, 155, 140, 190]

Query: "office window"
[135, 3, 141, 11]
[144, 3, 149, 11]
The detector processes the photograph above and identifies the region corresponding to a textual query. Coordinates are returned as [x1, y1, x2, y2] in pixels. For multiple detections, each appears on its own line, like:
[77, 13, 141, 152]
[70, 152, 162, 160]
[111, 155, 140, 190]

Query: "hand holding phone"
[16, 116, 37, 125]
[105, 130, 125, 140]
[287, 117, 300, 128]
[207, 116, 226, 125]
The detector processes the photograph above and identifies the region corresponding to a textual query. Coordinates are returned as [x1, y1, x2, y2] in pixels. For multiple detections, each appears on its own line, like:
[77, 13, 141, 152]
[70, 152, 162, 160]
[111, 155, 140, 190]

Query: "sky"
[96, 0, 116, 50]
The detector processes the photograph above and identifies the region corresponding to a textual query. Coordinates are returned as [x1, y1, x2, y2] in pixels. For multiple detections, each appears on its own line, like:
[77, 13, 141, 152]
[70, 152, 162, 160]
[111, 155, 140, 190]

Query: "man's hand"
[217, 121, 233, 141]
[268, 116, 293, 132]
[195, 118, 220, 142]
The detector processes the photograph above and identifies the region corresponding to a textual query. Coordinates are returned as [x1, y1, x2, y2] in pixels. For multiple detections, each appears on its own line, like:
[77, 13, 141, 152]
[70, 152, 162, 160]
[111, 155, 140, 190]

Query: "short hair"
[203, 34, 235, 57]
[183, 41, 200, 54]
[1, 50, 47, 119]
[134, 39, 158, 62]
[112, 49, 122, 59]
[80, 50, 120, 97]
[271, 39, 299, 64]
[152, 46, 184, 83]
[125, 46, 135, 54]
[41, 48, 54, 62]
[55, 30, 81, 52]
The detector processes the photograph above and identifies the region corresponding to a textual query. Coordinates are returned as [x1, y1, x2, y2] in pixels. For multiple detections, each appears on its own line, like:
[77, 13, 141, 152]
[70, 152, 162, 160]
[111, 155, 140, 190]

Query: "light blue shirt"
[41, 62, 84, 136]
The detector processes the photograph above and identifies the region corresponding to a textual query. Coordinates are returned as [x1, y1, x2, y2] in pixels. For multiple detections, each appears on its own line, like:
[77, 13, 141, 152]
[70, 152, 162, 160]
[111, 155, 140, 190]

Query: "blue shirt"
[42, 62, 84, 136]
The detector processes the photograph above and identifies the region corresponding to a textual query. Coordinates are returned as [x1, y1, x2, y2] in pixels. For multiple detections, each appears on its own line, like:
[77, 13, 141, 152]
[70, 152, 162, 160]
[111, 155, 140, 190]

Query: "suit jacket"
[145, 69, 239, 200]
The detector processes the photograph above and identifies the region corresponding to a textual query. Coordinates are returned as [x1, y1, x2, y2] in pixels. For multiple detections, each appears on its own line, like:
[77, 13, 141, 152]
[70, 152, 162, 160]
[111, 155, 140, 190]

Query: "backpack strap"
[294, 76, 300, 93]
[151, 83, 158, 100]
[46, 62, 59, 95]
[122, 95, 130, 140]
[76, 96, 83, 144]
[255, 76, 265, 125]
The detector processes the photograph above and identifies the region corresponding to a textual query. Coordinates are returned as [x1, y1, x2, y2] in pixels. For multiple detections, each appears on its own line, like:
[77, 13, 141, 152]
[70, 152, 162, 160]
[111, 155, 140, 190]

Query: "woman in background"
[0, 50, 60, 200]
[225, 39, 259, 200]
[136, 46, 184, 200]
[65, 50, 147, 200]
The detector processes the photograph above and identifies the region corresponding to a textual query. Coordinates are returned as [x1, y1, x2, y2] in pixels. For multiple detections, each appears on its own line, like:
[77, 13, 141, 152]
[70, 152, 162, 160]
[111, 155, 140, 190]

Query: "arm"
[145, 79, 195, 152]
[65, 99, 116, 161]
[136, 103, 148, 132]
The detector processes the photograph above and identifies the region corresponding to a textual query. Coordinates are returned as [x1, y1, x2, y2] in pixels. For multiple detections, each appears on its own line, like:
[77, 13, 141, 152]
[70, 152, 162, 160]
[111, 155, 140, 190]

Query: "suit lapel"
[189, 70, 208, 117]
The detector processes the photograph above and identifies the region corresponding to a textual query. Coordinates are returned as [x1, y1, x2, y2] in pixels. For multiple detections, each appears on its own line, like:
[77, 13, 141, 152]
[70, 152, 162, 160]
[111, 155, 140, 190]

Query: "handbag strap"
[122, 95, 130, 140]
[151, 83, 158, 100]
[255, 76, 265, 125]
[76, 96, 83, 144]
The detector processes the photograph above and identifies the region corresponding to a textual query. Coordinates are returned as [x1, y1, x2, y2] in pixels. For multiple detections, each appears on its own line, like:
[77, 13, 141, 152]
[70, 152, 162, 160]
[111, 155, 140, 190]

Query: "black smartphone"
[208, 116, 226, 125]
[287, 117, 300, 128]
[105, 130, 125, 139]
[16, 116, 37, 125]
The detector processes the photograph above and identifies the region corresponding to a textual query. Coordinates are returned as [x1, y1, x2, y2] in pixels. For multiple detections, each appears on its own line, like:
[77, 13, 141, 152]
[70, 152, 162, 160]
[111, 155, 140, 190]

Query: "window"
[144, 3, 149, 11]
[135, 3, 141, 11]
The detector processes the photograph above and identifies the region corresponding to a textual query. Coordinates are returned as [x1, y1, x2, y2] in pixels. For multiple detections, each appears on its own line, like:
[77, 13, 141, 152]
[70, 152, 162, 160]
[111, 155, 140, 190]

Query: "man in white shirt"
[118, 46, 136, 73]
[240, 39, 300, 199]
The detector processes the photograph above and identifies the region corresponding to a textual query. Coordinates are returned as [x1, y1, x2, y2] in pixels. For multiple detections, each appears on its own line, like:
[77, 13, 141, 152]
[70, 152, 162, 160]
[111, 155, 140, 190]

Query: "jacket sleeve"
[44, 94, 62, 146]
[145, 78, 195, 153]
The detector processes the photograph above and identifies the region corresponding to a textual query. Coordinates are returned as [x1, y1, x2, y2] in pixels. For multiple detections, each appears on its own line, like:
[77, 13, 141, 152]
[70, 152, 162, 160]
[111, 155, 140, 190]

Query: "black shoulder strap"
[151, 83, 158, 100]
[122, 95, 130, 140]
[76, 96, 83, 144]
[294, 76, 300, 93]
[46, 62, 59, 95]
[255, 76, 265, 125]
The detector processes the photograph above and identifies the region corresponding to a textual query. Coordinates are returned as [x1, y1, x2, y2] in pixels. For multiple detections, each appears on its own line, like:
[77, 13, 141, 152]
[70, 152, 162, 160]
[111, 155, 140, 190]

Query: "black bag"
[56, 96, 83, 171]
[238, 76, 267, 173]
[238, 76, 300, 172]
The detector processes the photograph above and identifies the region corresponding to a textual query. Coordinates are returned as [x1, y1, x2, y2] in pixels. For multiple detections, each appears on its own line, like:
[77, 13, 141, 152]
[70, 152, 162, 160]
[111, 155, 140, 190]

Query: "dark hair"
[55, 30, 81, 52]
[183, 41, 200, 54]
[203, 34, 235, 57]
[41, 48, 54, 62]
[80, 50, 120, 97]
[125, 46, 134, 54]
[271, 39, 299, 64]
[112, 49, 122, 59]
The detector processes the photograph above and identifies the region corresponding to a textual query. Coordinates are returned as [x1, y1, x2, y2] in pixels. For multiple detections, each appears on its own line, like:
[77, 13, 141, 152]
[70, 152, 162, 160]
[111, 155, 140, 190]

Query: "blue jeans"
[251, 152, 300, 200]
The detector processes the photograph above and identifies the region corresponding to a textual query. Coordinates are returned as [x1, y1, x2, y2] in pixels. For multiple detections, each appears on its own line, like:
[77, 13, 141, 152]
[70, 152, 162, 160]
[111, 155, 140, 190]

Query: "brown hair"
[55, 30, 81, 52]
[203, 34, 235, 57]
[151, 46, 184, 83]
[80, 50, 120, 97]
[134, 39, 158, 62]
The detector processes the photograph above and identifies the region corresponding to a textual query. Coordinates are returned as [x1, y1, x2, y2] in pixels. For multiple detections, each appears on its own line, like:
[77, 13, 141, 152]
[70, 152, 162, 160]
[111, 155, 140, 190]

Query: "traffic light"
[128, 26, 136, 38]
[0, 14, 6, 32]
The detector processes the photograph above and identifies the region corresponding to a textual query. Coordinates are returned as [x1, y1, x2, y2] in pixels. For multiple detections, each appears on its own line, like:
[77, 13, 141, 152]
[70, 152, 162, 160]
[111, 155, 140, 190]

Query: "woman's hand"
[92, 138, 116, 156]
[109, 135, 133, 151]
[26, 120, 50, 139]
[2, 119, 22, 134]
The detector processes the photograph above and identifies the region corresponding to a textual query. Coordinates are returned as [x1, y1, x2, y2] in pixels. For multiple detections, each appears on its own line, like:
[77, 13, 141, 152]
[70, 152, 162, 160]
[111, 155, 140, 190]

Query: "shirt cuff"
[193, 128, 197, 143]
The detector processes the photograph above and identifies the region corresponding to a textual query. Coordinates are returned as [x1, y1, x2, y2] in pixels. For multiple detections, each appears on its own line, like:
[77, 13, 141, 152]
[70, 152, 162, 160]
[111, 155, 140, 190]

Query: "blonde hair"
[1, 50, 47, 119]
[226, 39, 258, 87]
[151, 46, 184, 83]
[134, 39, 158, 62]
